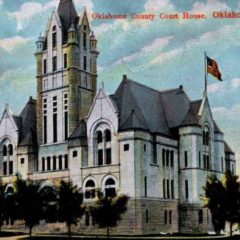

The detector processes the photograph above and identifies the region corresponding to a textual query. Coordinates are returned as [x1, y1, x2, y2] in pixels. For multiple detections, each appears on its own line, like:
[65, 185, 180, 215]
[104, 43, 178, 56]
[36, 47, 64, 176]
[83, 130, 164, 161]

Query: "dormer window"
[52, 26, 57, 48]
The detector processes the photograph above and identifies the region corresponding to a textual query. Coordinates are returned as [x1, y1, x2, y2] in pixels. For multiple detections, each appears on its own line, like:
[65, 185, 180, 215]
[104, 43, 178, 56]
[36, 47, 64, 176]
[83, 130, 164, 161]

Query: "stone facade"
[0, 0, 237, 235]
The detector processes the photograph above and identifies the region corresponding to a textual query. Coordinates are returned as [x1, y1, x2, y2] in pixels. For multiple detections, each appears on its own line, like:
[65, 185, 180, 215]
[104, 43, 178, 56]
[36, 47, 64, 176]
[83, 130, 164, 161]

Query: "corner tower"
[35, 0, 98, 145]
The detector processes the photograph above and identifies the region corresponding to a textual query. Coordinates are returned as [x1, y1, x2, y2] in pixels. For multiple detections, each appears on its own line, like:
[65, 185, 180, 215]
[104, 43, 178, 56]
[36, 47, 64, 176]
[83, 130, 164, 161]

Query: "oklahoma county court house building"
[0, 0, 236, 235]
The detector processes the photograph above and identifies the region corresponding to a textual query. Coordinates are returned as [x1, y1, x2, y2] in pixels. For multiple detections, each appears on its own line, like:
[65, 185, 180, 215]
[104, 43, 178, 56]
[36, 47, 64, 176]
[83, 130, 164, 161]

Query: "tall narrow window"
[162, 149, 165, 166]
[199, 151, 201, 168]
[170, 151, 174, 167]
[83, 32, 87, 49]
[59, 155, 62, 170]
[221, 157, 224, 172]
[53, 114, 57, 143]
[47, 157, 51, 171]
[64, 53, 67, 69]
[83, 56, 87, 70]
[144, 176, 147, 197]
[64, 112, 68, 140]
[3, 162, 7, 175]
[146, 209, 149, 224]
[64, 154, 68, 169]
[44, 116, 47, 144]
[169, 210, 172, 224]
[52, 27, 57, 48]
[198, 209, 203, 224]
[206, 155, 210, 170]
[43, 59, 47, 74]
[184, 151, 188, 167]
[171, 180, 174, 199]
[164, 210, 167, 225]
[8, 144, 13, 156]
[98, 150, 103, 165]
[166, 150, 169, 166]
[185, 180, 189, 199]
[163, 179, 165, 198]
[42, 157, 45, 172]
[106, 148, 111, 165]
[105, 130, 111, 142]
[53, 156, 57, 170]
[3, 145, 7, 156]
[53, 56, 57, 72]
[203, 154, 206, 169]
[167, 179, 170, 198]
[9, 161, 13, 175]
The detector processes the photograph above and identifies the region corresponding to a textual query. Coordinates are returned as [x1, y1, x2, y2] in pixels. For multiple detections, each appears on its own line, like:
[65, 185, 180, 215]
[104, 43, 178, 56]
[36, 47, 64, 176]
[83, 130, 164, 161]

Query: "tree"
[203, 175, 225, 233]
[57, 180, 85, 238]
[203, 172, 240, 236]
[94, 192, 129, 239]
[14, 176, 42, 239]
[223, 172, 240, 236]
[0, 179, 6, 235]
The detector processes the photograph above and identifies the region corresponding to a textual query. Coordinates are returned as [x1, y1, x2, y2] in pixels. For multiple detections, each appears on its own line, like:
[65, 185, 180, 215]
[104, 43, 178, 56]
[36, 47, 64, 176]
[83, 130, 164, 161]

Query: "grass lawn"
[20, 235, 240, 240]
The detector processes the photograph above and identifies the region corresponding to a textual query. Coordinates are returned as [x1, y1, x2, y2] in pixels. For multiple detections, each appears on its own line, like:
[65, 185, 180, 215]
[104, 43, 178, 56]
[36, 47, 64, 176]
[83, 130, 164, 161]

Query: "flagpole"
[204, 51, 207, 93]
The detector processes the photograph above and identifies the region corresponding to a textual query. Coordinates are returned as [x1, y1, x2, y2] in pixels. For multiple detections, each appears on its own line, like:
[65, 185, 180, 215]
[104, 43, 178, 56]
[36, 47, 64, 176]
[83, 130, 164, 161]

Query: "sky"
[0, 0, 239, 173]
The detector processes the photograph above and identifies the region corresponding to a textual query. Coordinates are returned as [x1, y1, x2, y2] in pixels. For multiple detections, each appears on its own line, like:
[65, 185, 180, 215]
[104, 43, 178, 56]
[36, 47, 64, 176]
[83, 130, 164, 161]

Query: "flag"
[206, 56, 222, 81]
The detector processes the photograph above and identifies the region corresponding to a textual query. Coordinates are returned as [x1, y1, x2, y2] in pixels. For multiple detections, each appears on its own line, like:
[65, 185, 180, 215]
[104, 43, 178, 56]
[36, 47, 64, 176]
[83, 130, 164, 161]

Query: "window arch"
[8, 144, 13, 156]
[105, 129, 111, 142]
[97, 131, 102, 143]
[85, 180, 96, 199]
[94, 126, 112, 166]
[105, 178, 116, 197]
[3, 145, 7, 156]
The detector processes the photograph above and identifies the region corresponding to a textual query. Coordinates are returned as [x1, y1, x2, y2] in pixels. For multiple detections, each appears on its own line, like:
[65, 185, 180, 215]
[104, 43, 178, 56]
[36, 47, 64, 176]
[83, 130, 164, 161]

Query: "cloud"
[192, 0, 230, 13]
[75, 0, 94, 13]
[150, 47, 184, 64]
[207, 78, 240, 94]
[231, 78, 240, 88]
[115, 36, 172, 64]
[0, 36, 31, 52]
[0, 0, 3, 7]
[7, 0, 58, 31]
[144, 0, 174, 12]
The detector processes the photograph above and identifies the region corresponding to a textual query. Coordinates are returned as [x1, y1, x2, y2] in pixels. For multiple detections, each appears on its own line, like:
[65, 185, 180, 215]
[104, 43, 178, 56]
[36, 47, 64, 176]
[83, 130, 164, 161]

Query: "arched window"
[97, 131, 102, 143]
[3, 145, 7, 156]
[52, 25, 57, 48]
[8, 144, 13, 156]
[85, 180, 96, 199]
[105, 178, 116, 197]
[105, 129, 111, 142]
[205, 131, 209, 146]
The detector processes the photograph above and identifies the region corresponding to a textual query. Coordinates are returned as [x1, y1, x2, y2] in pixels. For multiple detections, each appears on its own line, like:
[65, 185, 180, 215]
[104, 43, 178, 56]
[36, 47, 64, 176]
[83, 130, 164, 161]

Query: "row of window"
[3, 161, 13, 175]
[84, 178, 116, 199]
[43, 95, 68, 144]
[96, 130, 112, 166]
[162, 149, 174, 167]
[51, 25, 88, 49]
[43, 54, 88, 74]
[41, 155, 68, 172]
[2, 144, 13, 156]
[163, 179, 175, 199]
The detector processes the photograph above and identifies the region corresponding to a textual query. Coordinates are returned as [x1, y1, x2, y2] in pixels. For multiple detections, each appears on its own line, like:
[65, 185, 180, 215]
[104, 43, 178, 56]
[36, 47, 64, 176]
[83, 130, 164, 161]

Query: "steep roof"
[19, 97, 37, 146]
[181, 108, 200, 127]
[69, 120, 87, 139]
[224, 141, 235, 154]
[112, 78, 170, 136]
[57, 0, 79, 43]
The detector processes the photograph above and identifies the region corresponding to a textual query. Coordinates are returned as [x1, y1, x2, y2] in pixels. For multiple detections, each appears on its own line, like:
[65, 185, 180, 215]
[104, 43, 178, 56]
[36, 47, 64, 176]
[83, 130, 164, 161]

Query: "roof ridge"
[127, 81, 150, 129]
[124, 78, 186, 96]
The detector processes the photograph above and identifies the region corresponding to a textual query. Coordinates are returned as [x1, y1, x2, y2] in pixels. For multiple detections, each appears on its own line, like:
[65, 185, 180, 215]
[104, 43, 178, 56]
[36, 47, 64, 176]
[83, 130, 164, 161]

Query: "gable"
[87, 88, 119, 137]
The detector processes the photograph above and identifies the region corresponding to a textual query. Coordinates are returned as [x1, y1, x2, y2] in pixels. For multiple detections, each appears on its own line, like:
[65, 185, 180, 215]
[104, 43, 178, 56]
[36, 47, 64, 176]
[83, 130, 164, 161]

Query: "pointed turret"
[58, 0, 79, 43]
[36, 34, 45, 53]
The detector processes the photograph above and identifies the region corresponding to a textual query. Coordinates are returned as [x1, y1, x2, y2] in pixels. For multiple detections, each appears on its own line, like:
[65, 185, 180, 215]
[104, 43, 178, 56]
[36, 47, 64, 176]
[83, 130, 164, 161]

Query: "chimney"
[179, 85, 183, 90]
[123, 74, 127, 80]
